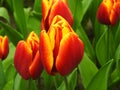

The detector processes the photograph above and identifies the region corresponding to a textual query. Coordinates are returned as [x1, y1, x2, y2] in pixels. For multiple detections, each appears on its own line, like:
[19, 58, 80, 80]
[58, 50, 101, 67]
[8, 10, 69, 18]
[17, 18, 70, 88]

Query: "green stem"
[107, 26, 110, 60]
[36, 77, 45, 90]
[76, 67, 84, 90]
[27, 79, 30, 90]
[64, 76, 69, 90]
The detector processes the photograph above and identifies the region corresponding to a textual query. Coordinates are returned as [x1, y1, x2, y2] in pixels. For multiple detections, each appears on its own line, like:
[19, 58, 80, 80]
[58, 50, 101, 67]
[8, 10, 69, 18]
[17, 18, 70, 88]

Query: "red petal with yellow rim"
[56, 32, 84, 76]
[40, 30, 54, 75]
[14, 41, 32, 80]
[29, 51, 43, 79]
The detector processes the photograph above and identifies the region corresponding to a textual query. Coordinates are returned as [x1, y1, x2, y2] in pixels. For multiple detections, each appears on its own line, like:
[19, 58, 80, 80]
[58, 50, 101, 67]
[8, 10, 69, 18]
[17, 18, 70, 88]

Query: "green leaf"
[76, 25, 95, 61]
[79, 53, 98, 88]
[68, 0, 93, 29]
[0, 21, 23, 46]
[86, 60, 113, 90]
[57, 69, 77, 90]
[0, 7, 10, 22]
[34, 0, 42, 13]
[0, 61, 5, 90]
[14, 74, 27, 90]
[96, 29, 115, 65]
[12, 0, 27, 38]
[42, 71, 54, 90]
[3, 65, 16, 90]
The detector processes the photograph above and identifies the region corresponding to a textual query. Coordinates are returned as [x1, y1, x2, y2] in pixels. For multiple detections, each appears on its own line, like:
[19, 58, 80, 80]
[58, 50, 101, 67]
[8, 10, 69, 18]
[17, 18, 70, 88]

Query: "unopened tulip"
[0, 36, 9, 60]
[97, 0, 120, 25]
[14, 32, 43, 80]
[40, 15, 84, 76]
[41, 0, 73, 30]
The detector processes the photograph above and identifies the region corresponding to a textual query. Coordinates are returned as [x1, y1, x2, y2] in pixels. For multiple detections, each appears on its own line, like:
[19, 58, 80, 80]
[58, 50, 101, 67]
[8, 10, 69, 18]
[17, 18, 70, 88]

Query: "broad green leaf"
[27, 15, 41, 35]
[3, 65, 16, 90]
[34, 0, 42, 13]
[0, 7, 10, 22]
[54, 75, 64, 88]
[96, 29, 115, 65]
[79, 53, 98, 88]
[3, 80, 14, 90]
[115, 23, 120, 47]
[12, 0, 27, 38]
[14, 74, 27, 90]
[57, 69, 77, 90]
[0, 21, 23, 46]
[86, 60, 113, 90]
[76, 25, 95, 61]
[68, 0, 93, 29]
[42, 71, 54, 90]
[0, 61, 5, 90]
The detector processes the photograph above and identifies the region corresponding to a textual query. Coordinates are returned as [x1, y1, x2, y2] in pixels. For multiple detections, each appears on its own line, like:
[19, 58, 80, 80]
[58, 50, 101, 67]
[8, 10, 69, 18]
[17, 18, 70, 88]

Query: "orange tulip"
[41, 0, 73, 31]
[40, 15, 84, 76]
[0, 36, 9, 60]
[14, 32, 43, 80]
[97, 0, 120, 25]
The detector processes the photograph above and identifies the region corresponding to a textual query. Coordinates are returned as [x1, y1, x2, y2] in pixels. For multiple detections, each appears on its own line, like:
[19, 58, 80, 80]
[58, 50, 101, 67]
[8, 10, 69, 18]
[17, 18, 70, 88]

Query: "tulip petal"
[97, 2, 111, 25]
[29, 51, 43, 79]
[49, 0, 73, 26]
[40, 30, 54, 75]
[14, 41, 32, 80]
[0, 36, 9, 60]
[56, 32, 84, 76]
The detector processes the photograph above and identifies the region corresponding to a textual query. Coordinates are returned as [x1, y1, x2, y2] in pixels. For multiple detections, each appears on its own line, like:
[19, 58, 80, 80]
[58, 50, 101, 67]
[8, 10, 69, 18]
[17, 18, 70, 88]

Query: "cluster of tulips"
[0, 0, 120, 82]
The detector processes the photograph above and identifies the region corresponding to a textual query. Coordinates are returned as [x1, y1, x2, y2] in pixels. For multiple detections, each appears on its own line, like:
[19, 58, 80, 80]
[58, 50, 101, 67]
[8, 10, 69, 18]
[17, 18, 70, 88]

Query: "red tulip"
[41, 0, 73, 31]
[40, 15, 84, 76]
[0, 36, 9, 60]
[97, 0, 120, 25]
[14, 32, 43, 80]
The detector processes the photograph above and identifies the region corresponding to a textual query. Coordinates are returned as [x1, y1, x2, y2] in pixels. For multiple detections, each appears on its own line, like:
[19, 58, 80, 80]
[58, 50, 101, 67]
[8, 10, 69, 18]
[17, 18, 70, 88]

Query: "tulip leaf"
[0, 21, 23, 46]
[96, 28, 115, 65]
[79, 53, 98, 88]
[57, 69, 77, 90]
[12, 0, 27, 38]
[68, 0, 93, 29]
[33, 0, 42, 13]
[76, 25, 95, 61]
[86, 59, 113, 90]
[42, 71, 54, 90]
[0, 7, 10, 23]
[14, 74, 27, 90]
[0, 61, 5, 90]
[3, 65, 16, 90]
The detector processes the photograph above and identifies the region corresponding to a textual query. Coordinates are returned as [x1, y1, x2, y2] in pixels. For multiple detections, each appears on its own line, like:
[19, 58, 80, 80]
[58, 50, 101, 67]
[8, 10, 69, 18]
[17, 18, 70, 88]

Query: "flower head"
[40, 15, 84, 76]
[41, 0, 73, 31]
[14, 32, 43, 80]
[0, 36, 9, 60]
[97, 0, 120, 25]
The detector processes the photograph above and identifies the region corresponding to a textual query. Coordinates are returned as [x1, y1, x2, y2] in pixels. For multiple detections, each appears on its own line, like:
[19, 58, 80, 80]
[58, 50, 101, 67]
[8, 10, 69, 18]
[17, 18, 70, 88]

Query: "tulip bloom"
[14, 32, 43, 80]
[40, 15, 84, 76]
[97, 0, 120, 25]
[41, 0, 73, 31]
[0, 36, 9, 60]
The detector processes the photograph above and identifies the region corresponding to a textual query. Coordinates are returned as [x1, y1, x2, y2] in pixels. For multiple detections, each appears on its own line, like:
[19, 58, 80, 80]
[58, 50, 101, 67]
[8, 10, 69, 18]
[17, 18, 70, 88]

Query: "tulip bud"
[97, 0, 120, 25]
[41, 0, 73, 30]
[40, 15, 84, 76]
[14, 32, 43, 80]
[0, 36, 9, 60]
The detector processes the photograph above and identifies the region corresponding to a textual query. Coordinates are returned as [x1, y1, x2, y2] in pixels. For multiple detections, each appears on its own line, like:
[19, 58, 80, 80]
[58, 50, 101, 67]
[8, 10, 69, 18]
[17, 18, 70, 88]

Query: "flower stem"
[36, 77, 45, 90]
[75, 67, 84, 90]
[64, 76, 69, 90]
[27, 79, 30, 90]
[107, 26, 110, 60]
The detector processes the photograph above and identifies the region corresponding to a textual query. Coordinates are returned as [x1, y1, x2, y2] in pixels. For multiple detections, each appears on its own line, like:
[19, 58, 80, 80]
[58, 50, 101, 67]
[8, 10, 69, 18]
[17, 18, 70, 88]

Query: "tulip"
[41, 0, 73, 31]
[14, 31, 43, 80]
[0, 36, 9, 60]
[40, 15, 84, 76]
[96, 0, 120, 25]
